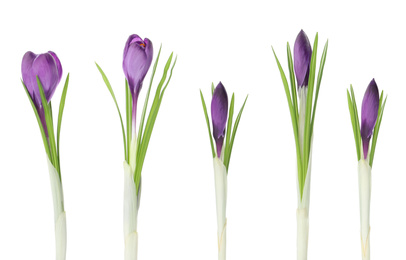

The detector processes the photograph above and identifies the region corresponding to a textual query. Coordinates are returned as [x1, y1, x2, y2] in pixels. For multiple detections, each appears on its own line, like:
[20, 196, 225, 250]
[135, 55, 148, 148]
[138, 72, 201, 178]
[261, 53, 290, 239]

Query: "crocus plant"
[200, 82, 247, 260]
[96, 34, 176, 260]
[21, 51, 70, 260]
[272, 30, 328, 260]
[347, 79, 387, 260]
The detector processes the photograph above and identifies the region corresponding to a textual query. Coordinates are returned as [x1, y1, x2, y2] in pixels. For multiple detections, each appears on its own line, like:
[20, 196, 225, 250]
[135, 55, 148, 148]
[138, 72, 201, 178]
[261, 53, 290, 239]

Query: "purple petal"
[21, 51, 61, 106]
[294, 30, 312, 88]
[211, 82, 228, 158]
[122, 34, 153, 101]
[360, 79, 380, 159]
[48, 51, 63, 85]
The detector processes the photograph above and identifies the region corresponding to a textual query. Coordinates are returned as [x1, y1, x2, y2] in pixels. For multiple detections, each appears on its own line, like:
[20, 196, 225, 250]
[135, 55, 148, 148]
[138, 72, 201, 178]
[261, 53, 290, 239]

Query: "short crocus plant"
[347, 79, 387, 260]
[96, 34, 176, 260]
[200, 82, 247, 260]
[21, 51, 70, 260]
[272, 30, 328, 260]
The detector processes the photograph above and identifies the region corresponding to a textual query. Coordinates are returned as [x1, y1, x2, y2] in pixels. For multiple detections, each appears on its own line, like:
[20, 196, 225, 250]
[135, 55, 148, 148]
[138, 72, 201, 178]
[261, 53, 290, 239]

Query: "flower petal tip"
[211, 82, 228, 157]
[294, 30, 312, 88]
[360, 78, 380, 159]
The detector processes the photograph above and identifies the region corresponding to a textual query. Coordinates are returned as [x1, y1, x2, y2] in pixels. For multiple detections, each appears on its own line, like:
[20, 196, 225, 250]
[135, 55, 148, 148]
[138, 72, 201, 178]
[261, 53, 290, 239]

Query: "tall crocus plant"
[200, 82, 247, 260]
[272, 30, 328, 260]
[21, 51, 70, 260]
[96, 34, 177, 260]
[347, 79, 387, 260]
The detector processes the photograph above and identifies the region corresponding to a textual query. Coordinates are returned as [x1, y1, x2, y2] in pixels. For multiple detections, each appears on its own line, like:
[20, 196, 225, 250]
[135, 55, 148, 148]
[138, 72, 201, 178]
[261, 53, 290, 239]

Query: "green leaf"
[125, 79, 132, 163]
[211, 83, 215, 96]
[136, 45, 162, 160]
[56, 74, 70, 173]
[369, 94, 387, 167]
[95, 63, 127, 160]
[350, 85, 361, 159]
[200, 90, 216, 158]
[226, 95, 248, 171]
[303, 33, 318, 183]
[272, 47, 303, 197]
[310, 40, 328, 138]
[135, 53, 176, 194]
[21, 80, 51, 160]
[37, 76, 59, 175]
[347, 89, 360, 160]
[223, 93, 235, 168]
[287, 42, 299, 125]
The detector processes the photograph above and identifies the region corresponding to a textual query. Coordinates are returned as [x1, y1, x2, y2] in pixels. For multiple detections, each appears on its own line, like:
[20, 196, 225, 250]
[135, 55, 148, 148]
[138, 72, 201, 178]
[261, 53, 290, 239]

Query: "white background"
[0, 0, 404, 259]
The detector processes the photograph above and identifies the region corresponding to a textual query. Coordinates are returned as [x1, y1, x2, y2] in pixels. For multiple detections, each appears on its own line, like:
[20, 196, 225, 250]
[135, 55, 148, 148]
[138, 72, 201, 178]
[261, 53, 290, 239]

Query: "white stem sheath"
[47, 159, 66, 260]
[358, 159, 371, 260]
[296, 146, 312, 260]
[124, 162, 139, 260]
[213, 157, 227, 260]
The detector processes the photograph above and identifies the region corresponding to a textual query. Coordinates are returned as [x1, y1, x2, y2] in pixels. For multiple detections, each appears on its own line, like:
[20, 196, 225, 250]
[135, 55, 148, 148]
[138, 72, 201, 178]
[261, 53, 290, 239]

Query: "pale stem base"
[358, 159, 371, 260]
[47, 159, 66, 260]
[124, 162, 139, 260]
[213, 157, 227, 260]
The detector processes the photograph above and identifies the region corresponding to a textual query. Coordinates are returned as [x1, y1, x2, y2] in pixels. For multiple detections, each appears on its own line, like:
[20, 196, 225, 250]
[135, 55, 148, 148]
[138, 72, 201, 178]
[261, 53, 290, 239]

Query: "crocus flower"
[211, 82, 228, 157]
[294, 30, 312, 88]
[21, 51, 63, 136]
[122, 34, 153, 123]
[360, 79, 379, 159]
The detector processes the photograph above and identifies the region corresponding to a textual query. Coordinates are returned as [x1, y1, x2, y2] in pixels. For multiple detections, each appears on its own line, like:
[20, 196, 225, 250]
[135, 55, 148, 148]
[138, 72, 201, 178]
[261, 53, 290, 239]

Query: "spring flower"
[211, 82, 228, 157]
[122, 34, 153, 123]
[294, 30, 312, 88]
[360, 79, 379, 159]
[21, 51, 63, 136]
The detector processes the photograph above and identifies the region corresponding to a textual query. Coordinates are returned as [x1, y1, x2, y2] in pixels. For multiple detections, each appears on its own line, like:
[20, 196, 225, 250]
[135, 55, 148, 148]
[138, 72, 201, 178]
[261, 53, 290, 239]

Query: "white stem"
[213, 157, 227, 260]
[298, 87, 307, 152]
[47, 159, 66, 260]
[358, 159, 371, 260]
[124, 162, 139, 260]
[296, 143, 312, 260]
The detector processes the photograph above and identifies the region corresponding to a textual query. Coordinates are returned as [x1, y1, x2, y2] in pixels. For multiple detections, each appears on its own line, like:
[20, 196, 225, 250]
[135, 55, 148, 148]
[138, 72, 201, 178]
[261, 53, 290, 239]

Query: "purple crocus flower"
[122, 34, 153, 124]
[360, 79, 380, 159]
[211, 82, 228, 158]
[21, 51, 63, 136]
[294, 30, 312, 88]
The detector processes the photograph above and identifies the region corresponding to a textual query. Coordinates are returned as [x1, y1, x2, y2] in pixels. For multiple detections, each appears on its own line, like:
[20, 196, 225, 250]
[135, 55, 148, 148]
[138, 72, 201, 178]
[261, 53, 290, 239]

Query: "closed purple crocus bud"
[123, 34, 153, 123]
[294, 30, 312, 88]
[211, 82, 228, 158]
[21, 51, 63, 136]
[360, 79, 380, 159]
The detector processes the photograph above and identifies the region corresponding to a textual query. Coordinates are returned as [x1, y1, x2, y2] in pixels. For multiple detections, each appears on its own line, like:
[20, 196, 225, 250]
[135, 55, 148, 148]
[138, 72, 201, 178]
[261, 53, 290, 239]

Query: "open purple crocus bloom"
[123, 34, 153, 125]
[21, 51, 63, 136]
[294, 30, 312, 88]
[360, 79, 380, 159]
[211, 82, 228, 157]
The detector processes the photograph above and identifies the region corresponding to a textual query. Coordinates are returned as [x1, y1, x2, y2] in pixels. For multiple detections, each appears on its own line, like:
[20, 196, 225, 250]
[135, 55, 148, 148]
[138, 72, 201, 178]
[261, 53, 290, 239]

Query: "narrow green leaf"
[56, 74, 70, 173]
[37, 76, 59, 174]
[369, 94, 387, 167]
[125, 79, 132, 163]
[200, 90, 216, 158]
[211, 83, 215, 96]
[223, 93, 235, 168]
[350, 85, 361, 159]
[347, 89, 360, 159]
[272, 47, 303, 197]
[303, 33, 318, 183]
[135, 53, 175, 193]
[95, 63, 127, 160]
[21, 80, 51, 160]
[310, 40, 328, 138]
[287, 42, 299, 124]
[136, 45, 162, 159]
[226, 95, 248, 171]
